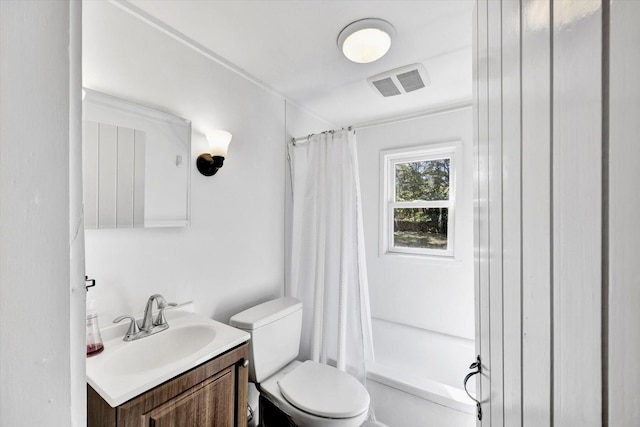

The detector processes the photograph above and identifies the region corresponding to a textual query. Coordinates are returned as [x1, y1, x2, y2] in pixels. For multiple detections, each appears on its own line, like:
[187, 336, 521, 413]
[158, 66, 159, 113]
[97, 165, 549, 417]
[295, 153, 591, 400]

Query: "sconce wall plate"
[197, 153, 225, 176]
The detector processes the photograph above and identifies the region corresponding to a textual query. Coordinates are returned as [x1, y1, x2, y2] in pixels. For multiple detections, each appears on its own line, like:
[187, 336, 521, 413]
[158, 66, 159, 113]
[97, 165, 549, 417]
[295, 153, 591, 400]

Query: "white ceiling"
[120, 0, 475, 126]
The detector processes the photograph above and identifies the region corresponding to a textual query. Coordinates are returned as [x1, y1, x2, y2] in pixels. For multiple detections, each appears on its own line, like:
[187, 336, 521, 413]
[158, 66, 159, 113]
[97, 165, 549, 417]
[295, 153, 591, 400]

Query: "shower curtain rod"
[290, 101, 473, 145]
[290, 126, 354, 145]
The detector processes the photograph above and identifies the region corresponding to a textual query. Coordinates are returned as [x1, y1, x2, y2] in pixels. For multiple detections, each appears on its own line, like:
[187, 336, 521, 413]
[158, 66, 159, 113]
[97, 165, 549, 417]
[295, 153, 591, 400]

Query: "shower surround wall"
[357, 107, 475, 427]
[358, 108, 474, 339]
[83, 1, 287, 324]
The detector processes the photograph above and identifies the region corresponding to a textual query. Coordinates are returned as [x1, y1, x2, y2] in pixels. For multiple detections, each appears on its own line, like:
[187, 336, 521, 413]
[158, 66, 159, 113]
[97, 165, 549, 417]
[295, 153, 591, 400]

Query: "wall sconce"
[196, 130, 232, 176]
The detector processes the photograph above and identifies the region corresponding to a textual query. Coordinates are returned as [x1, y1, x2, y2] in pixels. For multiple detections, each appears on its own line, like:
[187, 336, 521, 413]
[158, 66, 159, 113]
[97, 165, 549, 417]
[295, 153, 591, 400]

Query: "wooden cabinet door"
[142, 368, 235, 427]
[93, 344, 249, 427]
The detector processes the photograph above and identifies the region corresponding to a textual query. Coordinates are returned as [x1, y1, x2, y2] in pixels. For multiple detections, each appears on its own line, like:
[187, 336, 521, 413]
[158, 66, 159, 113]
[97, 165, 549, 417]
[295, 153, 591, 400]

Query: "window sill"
[381, 250, 460, 264]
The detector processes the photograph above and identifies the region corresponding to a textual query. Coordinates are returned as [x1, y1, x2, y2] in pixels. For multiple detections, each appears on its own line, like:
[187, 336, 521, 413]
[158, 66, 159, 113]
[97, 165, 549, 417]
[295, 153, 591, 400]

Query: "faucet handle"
[154, 302, 177, 326]
[113, 315, 141, 341]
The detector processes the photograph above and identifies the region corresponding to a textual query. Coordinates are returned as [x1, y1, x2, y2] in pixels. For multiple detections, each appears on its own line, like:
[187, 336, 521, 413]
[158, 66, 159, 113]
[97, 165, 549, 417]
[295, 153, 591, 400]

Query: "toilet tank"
[229, 297, 302, 383]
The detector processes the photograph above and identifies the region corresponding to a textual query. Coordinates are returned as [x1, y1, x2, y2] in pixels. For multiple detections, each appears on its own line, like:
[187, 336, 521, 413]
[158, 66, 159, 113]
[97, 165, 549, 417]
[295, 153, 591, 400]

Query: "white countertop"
[86, 304, 250, 407]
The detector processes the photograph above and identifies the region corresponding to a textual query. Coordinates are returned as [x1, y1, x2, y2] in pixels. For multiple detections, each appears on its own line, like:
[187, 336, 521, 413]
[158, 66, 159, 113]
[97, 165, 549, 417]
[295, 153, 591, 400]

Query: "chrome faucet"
[141, 294, 169, 331]
[114, 294, 176, 341]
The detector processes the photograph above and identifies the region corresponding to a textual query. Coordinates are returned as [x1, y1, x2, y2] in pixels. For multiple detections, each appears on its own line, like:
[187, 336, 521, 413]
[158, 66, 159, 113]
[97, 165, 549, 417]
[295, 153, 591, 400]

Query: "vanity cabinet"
[88, 343, 249, 427]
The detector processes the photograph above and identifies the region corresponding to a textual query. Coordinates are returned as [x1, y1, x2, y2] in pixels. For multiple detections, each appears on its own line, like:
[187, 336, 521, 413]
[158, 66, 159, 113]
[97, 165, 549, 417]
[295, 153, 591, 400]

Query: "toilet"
[230, 297, 373, 427]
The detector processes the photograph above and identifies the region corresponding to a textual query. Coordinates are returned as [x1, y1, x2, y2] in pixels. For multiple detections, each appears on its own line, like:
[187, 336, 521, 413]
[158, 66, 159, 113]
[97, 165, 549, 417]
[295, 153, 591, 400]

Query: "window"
[381, 142, 460, 257]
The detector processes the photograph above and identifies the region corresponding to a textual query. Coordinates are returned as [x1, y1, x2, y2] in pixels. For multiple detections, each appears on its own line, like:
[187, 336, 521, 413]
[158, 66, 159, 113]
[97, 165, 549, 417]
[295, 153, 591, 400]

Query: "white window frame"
[380, 141, 460, 258]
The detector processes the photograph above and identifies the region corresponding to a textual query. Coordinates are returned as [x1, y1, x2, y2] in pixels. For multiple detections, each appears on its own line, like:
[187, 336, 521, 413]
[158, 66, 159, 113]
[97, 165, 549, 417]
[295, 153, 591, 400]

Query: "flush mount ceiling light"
[337, 18, 396, 64]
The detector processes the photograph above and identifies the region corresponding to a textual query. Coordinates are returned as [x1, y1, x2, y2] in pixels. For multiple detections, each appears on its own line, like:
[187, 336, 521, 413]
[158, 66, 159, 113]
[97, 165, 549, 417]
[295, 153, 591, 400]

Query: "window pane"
[395, 158, 450, 202]
[393, 208, 448, 250]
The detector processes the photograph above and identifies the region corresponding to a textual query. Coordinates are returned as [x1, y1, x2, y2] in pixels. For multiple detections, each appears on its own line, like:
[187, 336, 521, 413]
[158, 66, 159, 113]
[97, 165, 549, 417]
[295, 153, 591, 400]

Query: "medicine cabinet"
[82, 89, 191, 228]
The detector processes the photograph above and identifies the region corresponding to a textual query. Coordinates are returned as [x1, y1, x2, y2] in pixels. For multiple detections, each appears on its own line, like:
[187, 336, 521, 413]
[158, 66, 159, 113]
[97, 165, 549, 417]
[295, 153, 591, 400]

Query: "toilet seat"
[277, 360, 370, 418]
[259, 360, 369, 427]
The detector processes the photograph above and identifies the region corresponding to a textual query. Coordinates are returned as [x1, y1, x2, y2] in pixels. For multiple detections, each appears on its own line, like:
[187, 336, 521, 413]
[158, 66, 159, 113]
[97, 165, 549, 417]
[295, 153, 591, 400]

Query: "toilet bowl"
[230, 297, 373, 427]
[260, 360, 368, 427]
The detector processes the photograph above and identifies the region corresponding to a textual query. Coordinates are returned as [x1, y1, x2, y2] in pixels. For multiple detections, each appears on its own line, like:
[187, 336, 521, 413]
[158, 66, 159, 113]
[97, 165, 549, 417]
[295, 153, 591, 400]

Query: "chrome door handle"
[464, 355, 482, 421]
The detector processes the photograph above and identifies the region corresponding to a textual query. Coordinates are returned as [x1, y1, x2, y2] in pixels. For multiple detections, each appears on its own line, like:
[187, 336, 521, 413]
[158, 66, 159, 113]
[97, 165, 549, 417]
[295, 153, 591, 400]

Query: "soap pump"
[85, 276, 104, 357]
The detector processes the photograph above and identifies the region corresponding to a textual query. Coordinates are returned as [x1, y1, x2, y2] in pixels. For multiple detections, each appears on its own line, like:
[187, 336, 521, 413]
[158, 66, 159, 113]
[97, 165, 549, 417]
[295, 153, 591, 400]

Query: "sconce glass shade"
[206, 130, 232, 157]
[338, 18, 395, 64]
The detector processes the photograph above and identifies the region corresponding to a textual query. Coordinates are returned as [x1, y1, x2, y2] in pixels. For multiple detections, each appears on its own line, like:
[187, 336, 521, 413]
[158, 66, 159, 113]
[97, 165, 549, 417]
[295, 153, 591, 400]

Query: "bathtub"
[366, 318, 476, 427]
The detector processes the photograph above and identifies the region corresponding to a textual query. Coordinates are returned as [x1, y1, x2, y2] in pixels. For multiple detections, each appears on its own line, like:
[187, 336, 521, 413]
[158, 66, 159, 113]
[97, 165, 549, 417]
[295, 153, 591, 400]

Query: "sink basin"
[86, 305, 249, 407]
[101, 323, 217, 376]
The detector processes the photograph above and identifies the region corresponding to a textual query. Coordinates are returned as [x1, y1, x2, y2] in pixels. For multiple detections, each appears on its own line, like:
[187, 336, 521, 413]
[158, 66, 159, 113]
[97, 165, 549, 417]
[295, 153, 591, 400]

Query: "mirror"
[82, 89, 191, 228]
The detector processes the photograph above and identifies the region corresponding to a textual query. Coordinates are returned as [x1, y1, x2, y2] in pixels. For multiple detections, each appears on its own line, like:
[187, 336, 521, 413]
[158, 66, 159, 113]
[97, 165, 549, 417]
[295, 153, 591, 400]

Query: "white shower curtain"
[287, 129, 374, 386]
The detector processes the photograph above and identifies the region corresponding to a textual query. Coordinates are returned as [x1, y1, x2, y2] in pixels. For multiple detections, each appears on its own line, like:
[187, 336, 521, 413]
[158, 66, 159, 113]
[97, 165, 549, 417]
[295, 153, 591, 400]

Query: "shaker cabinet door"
[143, 368, 235, 427]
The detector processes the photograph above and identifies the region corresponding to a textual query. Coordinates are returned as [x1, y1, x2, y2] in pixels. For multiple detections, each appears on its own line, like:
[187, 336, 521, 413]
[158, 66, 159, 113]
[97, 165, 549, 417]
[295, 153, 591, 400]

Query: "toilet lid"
[277, 360, 370, 419]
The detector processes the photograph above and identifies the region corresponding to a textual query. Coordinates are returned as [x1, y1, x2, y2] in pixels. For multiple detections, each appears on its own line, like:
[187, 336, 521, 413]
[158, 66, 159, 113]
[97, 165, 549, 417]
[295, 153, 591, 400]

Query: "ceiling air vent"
[367, 63, 430, 97]
[371, 77, 401, 97]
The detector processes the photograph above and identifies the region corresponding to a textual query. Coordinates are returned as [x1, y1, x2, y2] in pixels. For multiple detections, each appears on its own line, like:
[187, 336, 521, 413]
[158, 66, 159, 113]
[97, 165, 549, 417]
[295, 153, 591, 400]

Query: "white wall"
[0, 1, 84, 425]
[357, 108, 475, 340]
[609, 1, 640, 423]
[69, 1, 86, 423]
[82, 1, 288, 324]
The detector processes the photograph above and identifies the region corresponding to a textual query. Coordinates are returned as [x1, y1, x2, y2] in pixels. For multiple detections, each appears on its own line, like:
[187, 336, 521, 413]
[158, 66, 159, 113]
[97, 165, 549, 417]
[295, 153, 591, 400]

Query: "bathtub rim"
[366, 362, 475, 415]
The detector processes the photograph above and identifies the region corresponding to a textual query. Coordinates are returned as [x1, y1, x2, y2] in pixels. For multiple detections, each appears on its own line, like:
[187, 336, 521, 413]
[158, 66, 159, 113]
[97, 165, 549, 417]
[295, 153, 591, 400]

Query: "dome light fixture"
[337, 18, 396, 64]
